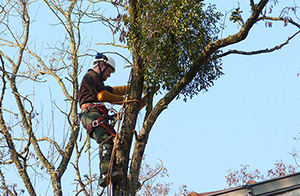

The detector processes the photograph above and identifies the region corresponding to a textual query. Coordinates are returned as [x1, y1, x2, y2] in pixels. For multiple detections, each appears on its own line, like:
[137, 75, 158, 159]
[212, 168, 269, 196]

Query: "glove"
[112, 85, 130, 95]
[97, 90, 125, 104]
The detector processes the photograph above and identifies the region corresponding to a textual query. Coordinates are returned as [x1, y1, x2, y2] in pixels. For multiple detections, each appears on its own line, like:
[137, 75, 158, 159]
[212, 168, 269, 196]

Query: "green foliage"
[229, 7, 244, 26]
[137, 0, 223, 100]
[116, 0, 223, 100]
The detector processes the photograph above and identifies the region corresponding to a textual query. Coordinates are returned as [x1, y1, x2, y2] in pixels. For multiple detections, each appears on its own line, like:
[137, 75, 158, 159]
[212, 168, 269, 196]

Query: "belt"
[81, 103, 105, 112]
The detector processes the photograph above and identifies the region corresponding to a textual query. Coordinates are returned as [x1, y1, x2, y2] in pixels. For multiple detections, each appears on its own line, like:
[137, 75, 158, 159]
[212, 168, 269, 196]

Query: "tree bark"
[114, 0, 144, 195]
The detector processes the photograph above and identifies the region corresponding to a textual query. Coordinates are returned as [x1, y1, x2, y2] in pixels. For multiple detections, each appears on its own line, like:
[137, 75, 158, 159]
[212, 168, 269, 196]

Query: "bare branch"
[0, 54, 6, 108]
[218, 30, 300, 58]
[136, 159, 165, 193]
[37, 137, 64, 156]
[259, 16, 300, 28]
[96, 42, 128, 49]
[71, 140, 91, 196]
[25, 47, 72, 101]
[0, 168, 14, 196]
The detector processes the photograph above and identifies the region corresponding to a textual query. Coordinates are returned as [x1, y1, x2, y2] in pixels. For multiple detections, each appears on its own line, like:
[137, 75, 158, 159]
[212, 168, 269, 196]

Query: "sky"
[141, 0, 300, 194]
[3, 0, 300, 195]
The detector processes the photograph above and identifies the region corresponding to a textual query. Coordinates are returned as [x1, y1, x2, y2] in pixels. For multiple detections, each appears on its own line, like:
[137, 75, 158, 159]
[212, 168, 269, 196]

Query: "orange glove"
[112, 85, 130, 95]
[97, 90, 125, 104]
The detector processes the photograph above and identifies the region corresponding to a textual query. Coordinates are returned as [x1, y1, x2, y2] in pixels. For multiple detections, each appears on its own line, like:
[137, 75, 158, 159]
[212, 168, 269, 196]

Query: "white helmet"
[93, 53, 116, 72]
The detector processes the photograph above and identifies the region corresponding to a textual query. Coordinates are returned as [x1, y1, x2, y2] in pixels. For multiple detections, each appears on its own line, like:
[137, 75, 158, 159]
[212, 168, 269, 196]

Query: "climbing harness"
[81, 102, 117, 137]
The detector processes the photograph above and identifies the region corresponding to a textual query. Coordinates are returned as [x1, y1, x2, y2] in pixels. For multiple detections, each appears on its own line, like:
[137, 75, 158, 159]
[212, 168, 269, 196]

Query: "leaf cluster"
[140, 1, 222, 98]
[120, 0, 223, 100]
[230, 7, 244, 26]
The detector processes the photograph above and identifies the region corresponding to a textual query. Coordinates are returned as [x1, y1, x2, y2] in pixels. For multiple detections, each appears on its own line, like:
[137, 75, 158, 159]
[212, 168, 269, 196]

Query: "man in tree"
[79, 53, 129, 187]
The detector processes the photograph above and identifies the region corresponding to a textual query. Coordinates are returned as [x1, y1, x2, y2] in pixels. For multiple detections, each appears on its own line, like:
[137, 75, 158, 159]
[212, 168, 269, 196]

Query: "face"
[101, 64, 115, 81]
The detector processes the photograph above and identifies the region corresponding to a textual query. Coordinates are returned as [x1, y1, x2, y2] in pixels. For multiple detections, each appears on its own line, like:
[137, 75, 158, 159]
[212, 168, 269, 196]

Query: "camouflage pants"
[81, 111, 114, 175]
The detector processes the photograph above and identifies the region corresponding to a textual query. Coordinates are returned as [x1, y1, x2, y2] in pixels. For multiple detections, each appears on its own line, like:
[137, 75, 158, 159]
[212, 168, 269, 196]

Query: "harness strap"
[82, 103, 116, 137]
[86, 116, 116, 137]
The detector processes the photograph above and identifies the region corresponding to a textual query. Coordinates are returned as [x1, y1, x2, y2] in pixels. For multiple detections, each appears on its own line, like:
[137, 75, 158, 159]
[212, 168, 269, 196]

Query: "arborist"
[78, 53, 129, 187]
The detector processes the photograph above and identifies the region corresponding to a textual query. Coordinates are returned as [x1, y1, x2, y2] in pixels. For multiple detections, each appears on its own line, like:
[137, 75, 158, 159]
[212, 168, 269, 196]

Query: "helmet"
[93, 53, 116, 72]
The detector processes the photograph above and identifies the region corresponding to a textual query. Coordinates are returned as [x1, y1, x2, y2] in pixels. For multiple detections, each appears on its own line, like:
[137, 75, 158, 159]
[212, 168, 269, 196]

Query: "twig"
[136, 159, 165, 193]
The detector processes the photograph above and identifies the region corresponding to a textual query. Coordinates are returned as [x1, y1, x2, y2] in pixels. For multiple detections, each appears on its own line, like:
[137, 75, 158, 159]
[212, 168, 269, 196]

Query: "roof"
[188, 172, 300, 196]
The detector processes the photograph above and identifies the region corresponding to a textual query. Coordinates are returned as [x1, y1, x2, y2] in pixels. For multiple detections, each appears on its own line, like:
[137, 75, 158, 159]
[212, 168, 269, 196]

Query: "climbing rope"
[87, 135, 93, 196]
[105, 69, 134, 194]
